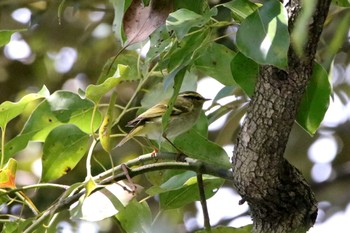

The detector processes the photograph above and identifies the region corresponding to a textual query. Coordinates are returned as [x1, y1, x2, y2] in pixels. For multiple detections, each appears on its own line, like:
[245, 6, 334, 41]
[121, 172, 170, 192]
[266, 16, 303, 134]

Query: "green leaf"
[322, 13, 350, 68]
[195, 42, 236, 86]
[162, 67, 186, 131]
[41, 124, 89, 182]
[231, 56, 331, 135]
[173, 0, 207, 14]
[70, 183, 134, 221]
[140, 70, 198, 110]
[85, 177, 97, 197]
[231, 55, 330, 135]
[194, 111, 209, 137]
[230, 52, 259, 96]
[150, 208, 184, 233]
[195, 225, 253, 233]
[116, 199, 152, 233]
[0, 29, 26, 47]
[159, 174, 224, 209]
[2, 220, 32, 233]
[166, 8, 217, 40]
[147, 171, 197, 195]
[291, 0, 317, 56]
[0, 158, 17, 188]
[215, 104, 248, 145]
[146, 26, 172, 63]
[236, 0, 289, 69]
[110, 0, 132, 44]
[99, 92, 117, 153]
[0, 86, 50, 128]
[221, 0, 259, 22]
[296, 63, 331, 135]
[166, 30, 209, 72]
[97, 52, 140, 84]
[174, 129, 231, 169]
[332, 0, 350, 7]
[4, 91, 101, 162]
[212, 86, 236, 103]
[86, 64, 129, 104]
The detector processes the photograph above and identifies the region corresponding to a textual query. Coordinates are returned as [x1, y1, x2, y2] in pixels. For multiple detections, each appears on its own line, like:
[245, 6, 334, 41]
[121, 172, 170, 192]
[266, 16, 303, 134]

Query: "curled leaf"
[0, 158, 17, 188]
[99, 92, 117, 153]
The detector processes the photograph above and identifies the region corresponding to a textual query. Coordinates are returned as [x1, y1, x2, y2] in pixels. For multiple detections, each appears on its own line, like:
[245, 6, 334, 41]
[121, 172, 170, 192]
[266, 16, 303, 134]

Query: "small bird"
[117, 91, 209, 148]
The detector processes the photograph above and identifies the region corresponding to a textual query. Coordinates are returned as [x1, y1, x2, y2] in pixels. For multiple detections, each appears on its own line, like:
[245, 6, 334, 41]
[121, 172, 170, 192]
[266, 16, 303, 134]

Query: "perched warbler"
[117, 91, 209, 147]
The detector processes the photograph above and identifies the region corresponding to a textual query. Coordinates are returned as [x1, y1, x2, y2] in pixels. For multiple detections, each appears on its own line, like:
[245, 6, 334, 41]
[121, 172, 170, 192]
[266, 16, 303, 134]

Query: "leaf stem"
[90, 104, 98, 139]
[1, 125, 6, 167]
[0, 183, 69, 198]
[86, 139, 98, 178]
[114, 63, 159, 125]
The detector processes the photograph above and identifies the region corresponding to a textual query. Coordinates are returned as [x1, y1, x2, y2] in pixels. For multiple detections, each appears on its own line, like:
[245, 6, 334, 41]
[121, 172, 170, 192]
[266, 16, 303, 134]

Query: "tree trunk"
[232, 0, 332, 232]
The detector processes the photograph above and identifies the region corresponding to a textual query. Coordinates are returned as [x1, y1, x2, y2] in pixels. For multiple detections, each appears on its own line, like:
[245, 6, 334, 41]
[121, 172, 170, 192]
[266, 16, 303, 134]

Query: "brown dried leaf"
[123, 0, 173, 45]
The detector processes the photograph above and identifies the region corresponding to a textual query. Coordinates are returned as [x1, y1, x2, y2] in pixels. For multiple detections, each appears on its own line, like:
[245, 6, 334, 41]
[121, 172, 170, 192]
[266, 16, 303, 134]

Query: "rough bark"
[232, 0, 332, 232]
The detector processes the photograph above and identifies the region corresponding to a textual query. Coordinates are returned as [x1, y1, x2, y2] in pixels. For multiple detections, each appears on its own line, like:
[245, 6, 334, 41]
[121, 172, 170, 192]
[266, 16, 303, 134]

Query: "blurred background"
[0, 0, 349, 232]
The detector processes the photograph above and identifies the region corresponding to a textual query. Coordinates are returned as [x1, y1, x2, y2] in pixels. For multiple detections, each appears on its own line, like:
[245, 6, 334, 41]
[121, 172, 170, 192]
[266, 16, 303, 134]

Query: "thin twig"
[197, 172, 211, 232]
[24, 153, 233, 232]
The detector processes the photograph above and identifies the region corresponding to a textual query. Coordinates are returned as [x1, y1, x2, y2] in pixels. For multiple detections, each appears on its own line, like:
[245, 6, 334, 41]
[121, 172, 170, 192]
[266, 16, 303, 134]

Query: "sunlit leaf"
[99, 92, 117, 153]
[0, 158, 17, 188]
[4, 91, 101, 162]
[85, 177, 97, 197]
[70, 182, 134, 221]
[116, 199, 152, 233]
[0, 86, 50, 128]
[87, 64, 129, 104]
[221, 0, 259, 22]
[296, 63, 331, 135]
[195, 42, 236, 86]
[41, 124, 89, 182]
[97, 52, 140, 84]
[0, 29, 26, 47]
[236, 0, 289, 69]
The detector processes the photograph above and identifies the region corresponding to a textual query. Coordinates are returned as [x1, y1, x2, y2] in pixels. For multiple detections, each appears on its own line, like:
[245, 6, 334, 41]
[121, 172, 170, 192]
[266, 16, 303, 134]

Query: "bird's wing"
[126, 103, 167, 127]
[126, 96, 194, 127]
[173, 98, 193, 115]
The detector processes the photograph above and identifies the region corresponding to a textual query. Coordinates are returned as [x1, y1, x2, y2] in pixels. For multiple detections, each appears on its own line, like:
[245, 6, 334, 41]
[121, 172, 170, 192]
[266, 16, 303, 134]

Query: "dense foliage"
[0, 0, 349, 232]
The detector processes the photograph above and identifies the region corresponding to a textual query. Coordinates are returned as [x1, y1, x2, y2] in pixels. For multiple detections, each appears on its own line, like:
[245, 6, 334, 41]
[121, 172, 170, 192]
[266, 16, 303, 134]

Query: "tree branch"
[232, 0, 332, 232]
[23, 153, 232, 233]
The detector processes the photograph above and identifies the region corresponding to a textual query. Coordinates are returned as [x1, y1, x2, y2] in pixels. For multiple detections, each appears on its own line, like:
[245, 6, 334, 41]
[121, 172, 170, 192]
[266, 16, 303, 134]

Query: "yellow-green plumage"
[117, 91, 208, 147]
